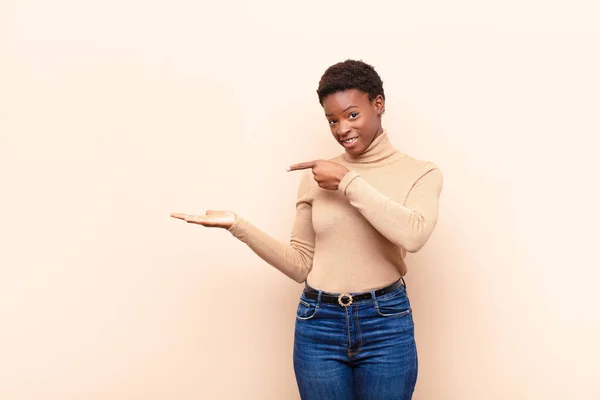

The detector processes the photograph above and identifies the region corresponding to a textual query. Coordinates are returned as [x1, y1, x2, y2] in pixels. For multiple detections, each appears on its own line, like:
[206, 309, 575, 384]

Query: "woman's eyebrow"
[325, 105, 358, 116]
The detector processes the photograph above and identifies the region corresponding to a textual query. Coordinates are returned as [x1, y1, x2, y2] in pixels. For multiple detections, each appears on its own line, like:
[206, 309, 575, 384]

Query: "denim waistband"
[302, 277, 407, 306]
[304, 276, 406, 296]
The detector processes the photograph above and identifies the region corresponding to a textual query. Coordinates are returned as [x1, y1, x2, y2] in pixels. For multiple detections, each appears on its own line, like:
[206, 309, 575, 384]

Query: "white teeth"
[343, 137, 358, 144]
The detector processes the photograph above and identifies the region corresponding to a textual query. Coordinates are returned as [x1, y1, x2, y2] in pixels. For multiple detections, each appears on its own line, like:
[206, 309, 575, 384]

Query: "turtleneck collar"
[341, 130, 397, 164]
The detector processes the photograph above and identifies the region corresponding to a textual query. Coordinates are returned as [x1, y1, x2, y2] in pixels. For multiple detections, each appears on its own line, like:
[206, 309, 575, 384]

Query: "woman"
[171, 60, 443, 399]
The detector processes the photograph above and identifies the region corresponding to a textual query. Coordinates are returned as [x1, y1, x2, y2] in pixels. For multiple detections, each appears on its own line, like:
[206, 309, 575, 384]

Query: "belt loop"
[316, 290, 322, 308]
[369, 289, 379, 310]
[400, 276, 406, 289]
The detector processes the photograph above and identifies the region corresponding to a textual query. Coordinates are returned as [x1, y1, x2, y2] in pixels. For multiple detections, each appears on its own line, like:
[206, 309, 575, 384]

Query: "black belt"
[303, 277, 405, 307]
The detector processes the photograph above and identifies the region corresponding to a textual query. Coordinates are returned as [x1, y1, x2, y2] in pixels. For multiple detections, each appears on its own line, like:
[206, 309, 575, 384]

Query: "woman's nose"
[337, 121, 351, 136]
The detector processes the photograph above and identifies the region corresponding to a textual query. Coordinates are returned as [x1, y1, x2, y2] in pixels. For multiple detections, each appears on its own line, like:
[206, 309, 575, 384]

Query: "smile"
[342, 137, 358, 144]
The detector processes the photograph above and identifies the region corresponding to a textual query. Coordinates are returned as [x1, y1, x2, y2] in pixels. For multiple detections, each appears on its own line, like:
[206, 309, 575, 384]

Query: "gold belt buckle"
[337, 292, 353, 307]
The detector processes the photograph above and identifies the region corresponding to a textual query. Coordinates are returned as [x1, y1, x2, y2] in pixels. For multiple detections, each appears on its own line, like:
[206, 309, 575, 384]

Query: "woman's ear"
[373, 95, 385, 116]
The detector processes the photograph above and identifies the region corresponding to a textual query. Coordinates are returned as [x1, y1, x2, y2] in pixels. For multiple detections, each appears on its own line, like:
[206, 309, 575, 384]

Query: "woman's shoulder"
[387, 151, 441, 176]
[386, 154, 443, 193]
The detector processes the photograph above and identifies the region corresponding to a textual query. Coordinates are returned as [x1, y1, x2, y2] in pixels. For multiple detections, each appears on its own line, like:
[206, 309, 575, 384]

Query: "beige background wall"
[1, 0, 599, 399]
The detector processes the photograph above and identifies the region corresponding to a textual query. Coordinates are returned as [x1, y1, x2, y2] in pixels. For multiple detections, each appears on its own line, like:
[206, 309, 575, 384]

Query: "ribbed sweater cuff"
[227, 214, 244, 235]
[338, 170, 360, 195]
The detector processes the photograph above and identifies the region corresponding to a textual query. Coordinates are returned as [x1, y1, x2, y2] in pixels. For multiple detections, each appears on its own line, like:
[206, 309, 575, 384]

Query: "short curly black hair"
[316, 59, 385, 105]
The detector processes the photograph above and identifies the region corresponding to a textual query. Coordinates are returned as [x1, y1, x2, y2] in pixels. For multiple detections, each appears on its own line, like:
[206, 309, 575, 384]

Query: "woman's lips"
[341, 137, 359, 148]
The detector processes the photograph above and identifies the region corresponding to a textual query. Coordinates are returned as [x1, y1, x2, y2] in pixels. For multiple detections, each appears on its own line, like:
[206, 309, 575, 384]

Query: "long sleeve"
[226, 171, 316, 282]
[338, 163, 443, 252]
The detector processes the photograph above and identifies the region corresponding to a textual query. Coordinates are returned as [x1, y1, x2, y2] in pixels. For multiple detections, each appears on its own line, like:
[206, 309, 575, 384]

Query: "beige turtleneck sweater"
[227, 131, 443, 293]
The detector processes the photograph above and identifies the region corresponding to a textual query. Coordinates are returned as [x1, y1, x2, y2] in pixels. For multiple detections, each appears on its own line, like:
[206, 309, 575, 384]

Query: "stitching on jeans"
[299, 299, 311, 308]
[373, 288, 411, 317]
[348, 303, 362, 356]
[375, 286, 406, 302]
[296, 302, 318, 320]
[410, 333, 418, 394]
[345, 307, 352, 355]
[376, 307, 412, 318]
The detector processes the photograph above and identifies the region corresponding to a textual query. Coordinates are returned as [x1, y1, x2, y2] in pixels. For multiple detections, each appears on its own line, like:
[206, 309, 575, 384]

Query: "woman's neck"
[342, 130, 397, 164]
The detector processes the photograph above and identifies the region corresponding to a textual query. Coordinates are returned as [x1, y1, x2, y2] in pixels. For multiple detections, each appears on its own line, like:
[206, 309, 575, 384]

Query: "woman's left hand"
[287, 160, 350, 190]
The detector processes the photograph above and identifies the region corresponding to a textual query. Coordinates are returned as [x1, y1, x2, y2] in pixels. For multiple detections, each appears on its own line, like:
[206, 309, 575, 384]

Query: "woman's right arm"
[226, 171, 315, 283]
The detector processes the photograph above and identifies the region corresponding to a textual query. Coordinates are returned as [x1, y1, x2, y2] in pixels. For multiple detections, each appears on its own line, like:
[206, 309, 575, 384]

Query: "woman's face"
[322, 89, 385, 156]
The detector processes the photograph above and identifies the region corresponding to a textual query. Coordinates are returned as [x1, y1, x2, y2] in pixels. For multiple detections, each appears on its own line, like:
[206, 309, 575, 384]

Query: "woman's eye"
[349, 112, 359, 119]
[328, 119, 337, 125]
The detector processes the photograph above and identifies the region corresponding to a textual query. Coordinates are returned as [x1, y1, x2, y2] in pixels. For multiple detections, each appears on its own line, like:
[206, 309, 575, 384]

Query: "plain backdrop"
[1, 0, 599, 399]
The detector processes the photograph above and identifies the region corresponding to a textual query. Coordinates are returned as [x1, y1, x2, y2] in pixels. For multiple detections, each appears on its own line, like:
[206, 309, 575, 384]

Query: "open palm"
[170, 210, 236, 229]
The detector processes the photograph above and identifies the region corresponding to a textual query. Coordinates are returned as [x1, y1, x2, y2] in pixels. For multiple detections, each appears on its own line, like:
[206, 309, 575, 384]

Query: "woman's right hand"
[170, 210, 237, 230]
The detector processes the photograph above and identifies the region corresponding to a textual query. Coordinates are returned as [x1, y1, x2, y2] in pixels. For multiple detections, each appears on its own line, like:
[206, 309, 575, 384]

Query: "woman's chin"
[344, 145, 362, 155]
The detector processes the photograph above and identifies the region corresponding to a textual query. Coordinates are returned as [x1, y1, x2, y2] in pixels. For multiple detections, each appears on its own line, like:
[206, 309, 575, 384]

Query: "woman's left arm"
[338, 163, 443, 252]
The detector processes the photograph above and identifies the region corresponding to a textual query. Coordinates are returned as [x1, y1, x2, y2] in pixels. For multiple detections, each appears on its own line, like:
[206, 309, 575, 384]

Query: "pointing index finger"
[287, 160, 317, 172]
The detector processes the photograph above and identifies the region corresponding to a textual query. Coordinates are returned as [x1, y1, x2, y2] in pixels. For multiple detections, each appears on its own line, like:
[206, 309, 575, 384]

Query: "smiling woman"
[319, 60, 387, 155]
[171, 59, 443, 400]
[324, 88, 384, 152]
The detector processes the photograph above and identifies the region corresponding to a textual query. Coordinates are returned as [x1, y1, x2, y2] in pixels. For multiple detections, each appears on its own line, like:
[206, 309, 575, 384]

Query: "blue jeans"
[293, 278, 417, 399]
